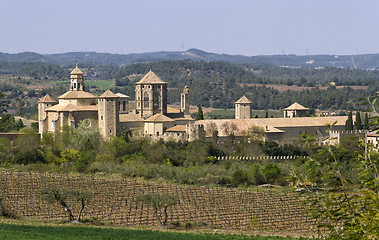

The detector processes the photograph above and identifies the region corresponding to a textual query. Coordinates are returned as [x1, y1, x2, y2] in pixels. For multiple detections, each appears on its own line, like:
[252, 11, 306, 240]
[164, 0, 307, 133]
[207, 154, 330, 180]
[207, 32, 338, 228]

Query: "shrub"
[263, 163, 282, 184]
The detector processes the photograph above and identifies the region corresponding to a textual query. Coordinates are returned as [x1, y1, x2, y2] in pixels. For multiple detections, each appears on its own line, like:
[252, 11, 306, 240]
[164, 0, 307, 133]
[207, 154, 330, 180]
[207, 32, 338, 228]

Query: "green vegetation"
[86, 80, 115, 90]
[0, 222, 302, 240]
[1, 59, 379, 116]
[137, 193, 178, 226]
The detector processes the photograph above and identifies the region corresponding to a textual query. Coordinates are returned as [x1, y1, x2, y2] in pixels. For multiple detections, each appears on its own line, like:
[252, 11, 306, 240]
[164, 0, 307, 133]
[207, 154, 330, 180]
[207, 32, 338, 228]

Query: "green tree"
[195, 106, 204, 120]
[262, 163, 281, 184]
[0, 91, 9, 114]
[345, 111, 353, 130]
[355, 111, 363, 130]
[301, 95, 379, 239]
[363, 112, 369, 130]
[137, 193, 177, 226]
[16, 98, 25, 117]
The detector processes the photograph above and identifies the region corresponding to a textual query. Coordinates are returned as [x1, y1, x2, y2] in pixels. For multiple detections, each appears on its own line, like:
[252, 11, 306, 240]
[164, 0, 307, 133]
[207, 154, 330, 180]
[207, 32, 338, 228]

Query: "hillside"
[1, 49, 379, 69]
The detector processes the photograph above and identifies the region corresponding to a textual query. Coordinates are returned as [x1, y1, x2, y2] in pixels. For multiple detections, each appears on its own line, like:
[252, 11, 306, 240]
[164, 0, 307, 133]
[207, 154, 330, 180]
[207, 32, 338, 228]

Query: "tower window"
[101, 116, 103, 120]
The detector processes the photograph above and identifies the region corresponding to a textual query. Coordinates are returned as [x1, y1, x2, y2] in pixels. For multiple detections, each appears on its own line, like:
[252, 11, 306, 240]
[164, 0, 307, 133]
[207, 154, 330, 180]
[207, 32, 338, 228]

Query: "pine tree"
[195, 106, 204, 120]
[363, 113, 369, 130]
[345, 111, 353, 131]
[355, 111, 363, 130]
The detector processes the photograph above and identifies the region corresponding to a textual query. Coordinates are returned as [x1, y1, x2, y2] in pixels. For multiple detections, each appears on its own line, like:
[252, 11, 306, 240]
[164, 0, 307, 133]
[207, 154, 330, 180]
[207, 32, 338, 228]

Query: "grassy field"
[0, 222, 304, 240]
[86, 80, 115, 90]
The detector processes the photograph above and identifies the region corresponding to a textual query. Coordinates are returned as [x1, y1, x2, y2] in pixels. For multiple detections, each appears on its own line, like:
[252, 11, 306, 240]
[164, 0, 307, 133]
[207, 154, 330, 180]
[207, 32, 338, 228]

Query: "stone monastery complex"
[38, 66, 349, 144]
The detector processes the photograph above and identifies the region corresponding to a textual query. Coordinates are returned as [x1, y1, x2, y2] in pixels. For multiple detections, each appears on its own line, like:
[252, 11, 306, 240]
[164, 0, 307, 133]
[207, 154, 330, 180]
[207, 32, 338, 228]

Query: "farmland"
[0, 171, 318, 236]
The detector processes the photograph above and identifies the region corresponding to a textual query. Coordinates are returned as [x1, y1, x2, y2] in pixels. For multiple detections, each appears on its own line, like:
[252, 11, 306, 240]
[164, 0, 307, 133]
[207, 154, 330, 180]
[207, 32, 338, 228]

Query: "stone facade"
[38, 67, 197, 141]
[135, 70, 167, 119]
[235, 95, 252, 119]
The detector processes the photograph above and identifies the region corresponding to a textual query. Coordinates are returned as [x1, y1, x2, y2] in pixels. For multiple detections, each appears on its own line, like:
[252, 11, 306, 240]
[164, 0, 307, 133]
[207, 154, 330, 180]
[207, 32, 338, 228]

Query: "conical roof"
[284, 102, 309, 110]
[70, 65, 83, 75]
[99, 89, 119, 98]
[235, 95, 252, 104]
[136, 70, 167, 84]
[38, 94, 56, 103]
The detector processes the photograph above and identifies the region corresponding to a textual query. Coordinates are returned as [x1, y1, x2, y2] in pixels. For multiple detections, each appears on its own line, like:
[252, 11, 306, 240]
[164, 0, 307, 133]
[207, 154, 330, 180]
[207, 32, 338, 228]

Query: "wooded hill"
[2, 48, 379, 69]
[1, 59, 379, 112]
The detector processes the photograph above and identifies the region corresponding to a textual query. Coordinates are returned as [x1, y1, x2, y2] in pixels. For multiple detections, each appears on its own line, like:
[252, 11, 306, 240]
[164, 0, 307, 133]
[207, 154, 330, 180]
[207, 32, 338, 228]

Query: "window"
[101, 116, 103, 120]
[123, 101, 126, 111]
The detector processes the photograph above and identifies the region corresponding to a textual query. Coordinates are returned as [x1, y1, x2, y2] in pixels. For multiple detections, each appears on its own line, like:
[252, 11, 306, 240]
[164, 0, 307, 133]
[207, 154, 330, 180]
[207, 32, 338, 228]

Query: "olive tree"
[137, 193, 177, 226]
[40, 186, 92, 222]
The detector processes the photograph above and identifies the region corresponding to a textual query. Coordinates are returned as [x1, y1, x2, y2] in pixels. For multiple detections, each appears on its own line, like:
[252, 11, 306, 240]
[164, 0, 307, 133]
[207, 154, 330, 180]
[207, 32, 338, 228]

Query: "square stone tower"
[235, 95, 252, 119]
[98, 89, 119, 140]
[135, 70, 167, 119]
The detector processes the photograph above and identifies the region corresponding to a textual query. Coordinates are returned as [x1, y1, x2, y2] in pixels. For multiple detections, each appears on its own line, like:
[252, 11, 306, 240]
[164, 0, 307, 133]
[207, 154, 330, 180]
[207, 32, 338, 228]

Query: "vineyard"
[0, 171, 318, 234]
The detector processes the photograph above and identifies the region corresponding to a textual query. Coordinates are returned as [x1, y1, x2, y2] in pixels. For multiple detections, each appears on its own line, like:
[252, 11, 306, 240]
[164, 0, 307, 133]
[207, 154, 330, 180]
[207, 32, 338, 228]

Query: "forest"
[1, 59, 378, 117]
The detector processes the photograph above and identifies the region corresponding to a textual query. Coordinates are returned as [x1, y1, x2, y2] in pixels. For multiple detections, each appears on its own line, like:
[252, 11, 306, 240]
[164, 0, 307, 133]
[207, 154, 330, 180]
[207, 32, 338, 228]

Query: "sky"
[1, 0, 379, 56]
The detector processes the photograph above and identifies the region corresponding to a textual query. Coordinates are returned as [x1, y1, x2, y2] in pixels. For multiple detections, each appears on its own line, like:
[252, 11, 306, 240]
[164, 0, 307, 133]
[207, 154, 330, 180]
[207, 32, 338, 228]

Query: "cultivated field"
[0, 171, 318, 235]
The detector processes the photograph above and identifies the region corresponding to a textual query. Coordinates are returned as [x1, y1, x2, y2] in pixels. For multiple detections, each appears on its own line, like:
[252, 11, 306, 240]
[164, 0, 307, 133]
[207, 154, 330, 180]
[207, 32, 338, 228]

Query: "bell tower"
[181, 86, 190, 116]
[70, 64, 85, 91]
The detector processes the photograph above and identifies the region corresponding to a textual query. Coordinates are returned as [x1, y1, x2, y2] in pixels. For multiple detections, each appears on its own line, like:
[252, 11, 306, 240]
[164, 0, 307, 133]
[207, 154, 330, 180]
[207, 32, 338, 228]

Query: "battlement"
[214, 155, 305, 162]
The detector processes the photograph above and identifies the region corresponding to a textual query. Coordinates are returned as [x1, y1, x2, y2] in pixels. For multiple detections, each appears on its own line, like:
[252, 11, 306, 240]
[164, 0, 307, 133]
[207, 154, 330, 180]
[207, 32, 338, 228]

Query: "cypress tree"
[345, 111, 353, 131]
[355, 111, 363, 130]
[265, 111, 269, 118]
[195, 106, 204, 120]
[363, 113, 369, 130]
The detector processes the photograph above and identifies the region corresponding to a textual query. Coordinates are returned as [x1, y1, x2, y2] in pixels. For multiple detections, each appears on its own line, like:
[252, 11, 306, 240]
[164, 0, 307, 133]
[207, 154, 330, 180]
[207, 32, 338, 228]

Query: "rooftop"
[166, 125, 186, 132]
[70, 65, 83, 75]
[284, 102, 309, 110]
[99, 89, 119, 98]
[136, 70, 167, 85]
[38, 94, 56, 103]
[46, 104, 98, 112]
[235, 95, 252, 104]
[58, 91, 96, 99]
[145, 114, 174, 122]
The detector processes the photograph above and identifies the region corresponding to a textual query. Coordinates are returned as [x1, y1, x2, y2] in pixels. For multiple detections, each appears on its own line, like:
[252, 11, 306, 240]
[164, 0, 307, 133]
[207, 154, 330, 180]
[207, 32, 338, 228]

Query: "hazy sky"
[1, 0, 378, 56]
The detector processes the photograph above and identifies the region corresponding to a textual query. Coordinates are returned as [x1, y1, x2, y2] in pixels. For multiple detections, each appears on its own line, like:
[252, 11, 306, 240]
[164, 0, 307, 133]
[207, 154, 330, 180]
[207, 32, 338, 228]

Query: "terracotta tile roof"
[46, 104, 98, 112]
[235, 95, 252, 104]
[136, 70, 167, 85]
[284, 102, 309, 110]
[99, 89, 119, 98]
[119, 114, 144, 122]
[145, 114, 174, 122]
[166, 125, 186, 132]
[58, 91, 96, 99]
[38, 94, 56, 103]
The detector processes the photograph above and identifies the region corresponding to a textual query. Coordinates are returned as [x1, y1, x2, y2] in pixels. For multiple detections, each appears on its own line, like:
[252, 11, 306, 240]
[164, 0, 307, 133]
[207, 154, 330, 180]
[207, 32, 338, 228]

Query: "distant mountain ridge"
[1, 49, 379, 69]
